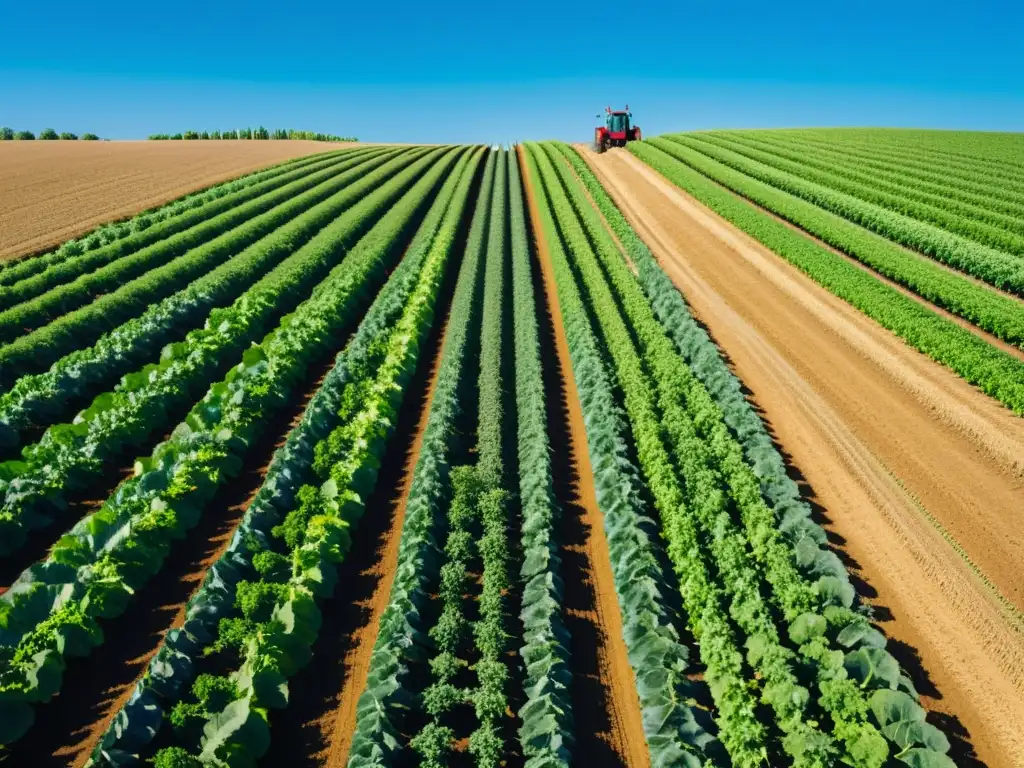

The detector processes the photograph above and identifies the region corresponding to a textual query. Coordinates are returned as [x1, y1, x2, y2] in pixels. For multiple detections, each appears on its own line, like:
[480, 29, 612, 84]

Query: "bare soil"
[520, 147, 651, 768]
[580, 146, 1024, 768]
[0, 140, 354, 261]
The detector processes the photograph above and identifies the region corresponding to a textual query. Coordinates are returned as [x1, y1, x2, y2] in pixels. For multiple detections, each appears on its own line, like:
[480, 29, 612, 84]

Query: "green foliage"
[151, 746, 203, 768]
[0, 126, 14, 140]
[506, 147, 574, 767]
[629, 140, 1024, 414]
[15, 130, 34, 140]
[654, 135, 1024, 339]
[38, 128, 59, 140]
[59, 132, 77, 140]
[81, 133, 99, 140]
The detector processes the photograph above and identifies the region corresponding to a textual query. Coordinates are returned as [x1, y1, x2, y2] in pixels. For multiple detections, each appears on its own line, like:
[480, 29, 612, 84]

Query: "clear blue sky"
[2, 0, 1022, 143]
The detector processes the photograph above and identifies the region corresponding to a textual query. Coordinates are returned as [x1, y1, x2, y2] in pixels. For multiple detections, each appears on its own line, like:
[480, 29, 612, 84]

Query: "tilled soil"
[581, 146, 1024, 768]
[0, 140, 355, 261]
[520, 147, 651, 768]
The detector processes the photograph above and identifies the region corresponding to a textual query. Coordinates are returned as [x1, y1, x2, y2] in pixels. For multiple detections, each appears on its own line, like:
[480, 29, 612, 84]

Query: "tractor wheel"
[596, 137, 607, 154]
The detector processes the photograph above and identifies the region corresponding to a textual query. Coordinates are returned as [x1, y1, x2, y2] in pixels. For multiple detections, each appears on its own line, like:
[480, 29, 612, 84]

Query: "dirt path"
[520, 147, 651, 768]
[580, 146, 1024, 768]
[0, 140, 356, 261]
[261, 294, 455, 768]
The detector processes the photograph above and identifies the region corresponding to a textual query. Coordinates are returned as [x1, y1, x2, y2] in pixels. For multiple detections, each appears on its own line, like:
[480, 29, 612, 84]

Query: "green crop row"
[0, 147, 461, 748]
[524, 142, 720, 767]
[465, 151, 512, 765]
[690, 132, 1024, 253]
[629, 141, 1024, 414]
[0, 148, 441, 559]
[734, 130, 1024, 217]
[0, 150, 345, 288]
[0, 149, 408, 451]
[762, 129, 1024, 193]
[138, 149, 479, 768]
[507, 147, 574, 768]
[757, 129, 1024, 203]
[552, 141, 956, 767]
[709, 131, 1024, 239]
[0, 147, 416, 387]
[651, 136, 1024, 347]
[346, 151, 496, 767]
[0, 150, 379, 310]
[658, 136, 1024, 295]
[0, 150, 395, 345]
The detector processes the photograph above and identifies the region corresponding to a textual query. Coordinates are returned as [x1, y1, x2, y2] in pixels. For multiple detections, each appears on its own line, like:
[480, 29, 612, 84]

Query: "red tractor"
[594, 105, 641, 153]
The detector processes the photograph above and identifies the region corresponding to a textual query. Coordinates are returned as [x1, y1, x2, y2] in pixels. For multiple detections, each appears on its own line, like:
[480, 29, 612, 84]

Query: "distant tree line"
[0, 128, 101, 140]
[147, 128, 358, 142]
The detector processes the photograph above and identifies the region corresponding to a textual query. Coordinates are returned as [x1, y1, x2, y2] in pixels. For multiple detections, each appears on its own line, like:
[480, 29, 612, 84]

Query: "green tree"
[0, 127, 13, 140]
[59, 132, 78, 140]
[15, 130, 35, 140]
[38, 128, 59, 140]
[81, 133, 100, 140]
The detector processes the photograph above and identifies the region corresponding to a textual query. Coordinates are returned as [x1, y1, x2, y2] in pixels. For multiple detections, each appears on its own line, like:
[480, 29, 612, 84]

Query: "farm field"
[0, 140, 357, 262]
[0, 130, 1021, 768]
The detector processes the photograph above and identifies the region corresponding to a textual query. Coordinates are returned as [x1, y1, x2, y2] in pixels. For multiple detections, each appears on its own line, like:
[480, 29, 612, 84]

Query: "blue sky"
[2, 0, 1022, 143]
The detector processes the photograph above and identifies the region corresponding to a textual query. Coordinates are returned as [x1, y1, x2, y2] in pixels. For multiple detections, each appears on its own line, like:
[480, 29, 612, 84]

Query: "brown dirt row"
[519, 146, 651, 768]
[0, 140, 358, 262]
[580, 146, 1024, 768]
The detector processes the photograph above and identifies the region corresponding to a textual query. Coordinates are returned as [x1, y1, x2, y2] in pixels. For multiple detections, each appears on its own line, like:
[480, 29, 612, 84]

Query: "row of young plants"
[658, 136, 1024, 295]
[707, 131, 1024, 241]
[629, 141, 1024, 414]
[523, 143, 722, 767]
[766, 129, 1024, 198]
[0, 149, 372, 310]
[651, 136, 1024, 347]
[0, 147, 463, 747]
[0, 149, 393, 344]
[113, 147, 481, 768]
[687, 132, 1024, 255]
[0, 148, 440, 558]
[346, 151, 496, 767]
[506, 148, 574, 767]
[0, 149, 341, 288]
[0, 152, 394, 451]
[733, 131, 1024, 218]
[0, 147, 413, 387]
[550, 141, 956, 767]
[413, 150, 513, 768]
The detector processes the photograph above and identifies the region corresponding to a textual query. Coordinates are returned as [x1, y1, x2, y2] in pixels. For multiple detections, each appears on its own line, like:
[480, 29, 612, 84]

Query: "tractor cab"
[595, 105, 641, 153]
